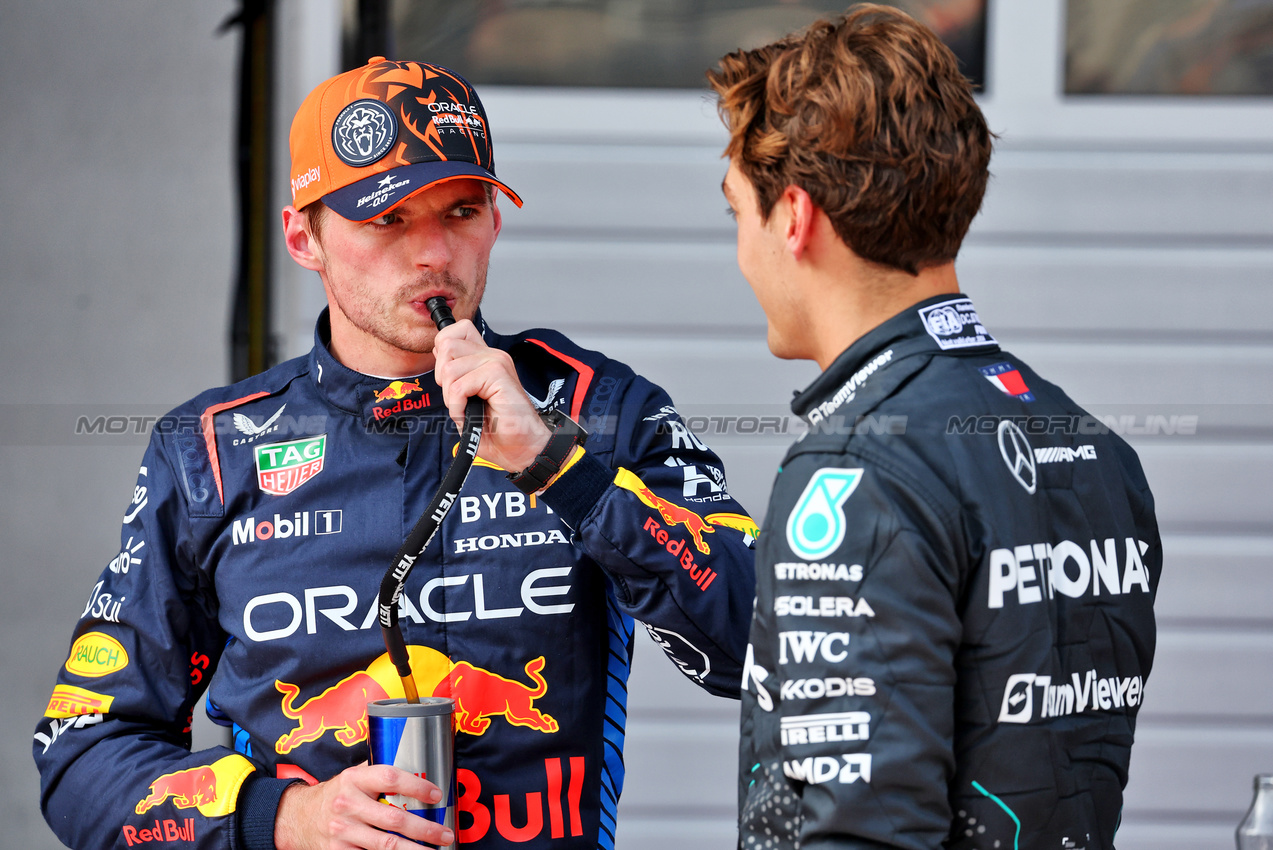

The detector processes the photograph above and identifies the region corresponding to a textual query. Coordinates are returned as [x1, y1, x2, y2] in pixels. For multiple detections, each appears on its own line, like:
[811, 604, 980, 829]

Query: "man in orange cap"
[37, 59, 758, 850]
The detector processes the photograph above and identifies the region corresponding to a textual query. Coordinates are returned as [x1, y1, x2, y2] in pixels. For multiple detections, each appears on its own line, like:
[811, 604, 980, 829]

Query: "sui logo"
[785, 469, 863, 560]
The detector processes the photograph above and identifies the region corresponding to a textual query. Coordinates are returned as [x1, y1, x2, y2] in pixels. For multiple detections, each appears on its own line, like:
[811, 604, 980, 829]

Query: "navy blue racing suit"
[36, 311, 757, 850]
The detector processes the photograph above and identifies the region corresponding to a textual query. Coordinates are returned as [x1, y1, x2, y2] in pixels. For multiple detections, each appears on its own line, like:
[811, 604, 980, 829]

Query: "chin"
[766, 326, 804, 362]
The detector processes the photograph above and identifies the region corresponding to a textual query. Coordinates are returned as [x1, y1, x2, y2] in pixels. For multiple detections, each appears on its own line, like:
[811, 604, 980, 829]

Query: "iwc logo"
[332, 99, 397, 167]
[785, 469, 863, 560]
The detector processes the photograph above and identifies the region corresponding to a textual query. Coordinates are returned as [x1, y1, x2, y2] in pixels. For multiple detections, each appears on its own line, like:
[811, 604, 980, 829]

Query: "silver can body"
[368, 697, 455, 848]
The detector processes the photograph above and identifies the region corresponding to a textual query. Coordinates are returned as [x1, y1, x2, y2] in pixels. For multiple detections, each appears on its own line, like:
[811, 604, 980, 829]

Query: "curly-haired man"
[710, 6, 1160, 848]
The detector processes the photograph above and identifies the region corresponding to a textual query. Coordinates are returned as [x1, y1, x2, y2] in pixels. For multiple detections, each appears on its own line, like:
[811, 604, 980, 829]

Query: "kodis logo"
[65, 631, 129, 678]
[786, 469, 863, 560]
[254, 435, 326, 496]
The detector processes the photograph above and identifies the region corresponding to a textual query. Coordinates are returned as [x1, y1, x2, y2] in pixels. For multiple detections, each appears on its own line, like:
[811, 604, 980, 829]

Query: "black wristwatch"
[507, 410, 588, 495]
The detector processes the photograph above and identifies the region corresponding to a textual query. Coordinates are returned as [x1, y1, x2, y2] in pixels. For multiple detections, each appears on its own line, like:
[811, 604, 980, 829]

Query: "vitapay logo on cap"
[288, 58, 521, 221]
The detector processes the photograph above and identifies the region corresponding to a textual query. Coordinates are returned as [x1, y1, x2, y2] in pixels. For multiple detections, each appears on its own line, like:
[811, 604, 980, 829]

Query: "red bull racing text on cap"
[288, 58, 522, 222]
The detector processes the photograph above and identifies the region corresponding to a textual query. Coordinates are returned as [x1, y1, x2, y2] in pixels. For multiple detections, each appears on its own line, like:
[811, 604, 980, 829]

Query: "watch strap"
[508, 413, 586, 494]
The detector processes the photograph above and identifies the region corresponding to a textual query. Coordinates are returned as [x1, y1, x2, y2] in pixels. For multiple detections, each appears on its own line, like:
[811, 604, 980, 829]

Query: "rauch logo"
[65, 632, 128, 678]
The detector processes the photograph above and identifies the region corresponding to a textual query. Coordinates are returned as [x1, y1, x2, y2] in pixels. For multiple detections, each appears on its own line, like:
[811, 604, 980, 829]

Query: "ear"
[282, 206, 324, 272]
[780, 185, 817, 262]
[490, 193, 503, 241]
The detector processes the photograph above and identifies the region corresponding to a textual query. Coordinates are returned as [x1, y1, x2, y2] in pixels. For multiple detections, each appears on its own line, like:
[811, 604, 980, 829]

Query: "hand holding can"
[369, 697, 457, 848]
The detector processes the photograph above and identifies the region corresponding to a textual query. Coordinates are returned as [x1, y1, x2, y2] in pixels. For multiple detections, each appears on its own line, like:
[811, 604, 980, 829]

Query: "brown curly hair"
[707, 4, 992, 275]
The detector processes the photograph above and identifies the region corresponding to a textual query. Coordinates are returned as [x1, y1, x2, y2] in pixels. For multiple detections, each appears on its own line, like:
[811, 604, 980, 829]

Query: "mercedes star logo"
[997, 420, 1037, 494]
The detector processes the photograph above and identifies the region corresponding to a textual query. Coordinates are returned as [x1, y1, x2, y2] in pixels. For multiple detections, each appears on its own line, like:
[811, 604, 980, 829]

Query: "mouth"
[410, 291, 455, 312]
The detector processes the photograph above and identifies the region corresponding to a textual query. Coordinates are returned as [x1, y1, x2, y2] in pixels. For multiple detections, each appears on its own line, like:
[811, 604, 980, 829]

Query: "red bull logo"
[458, 756, 586, 843]
[373, 379, 423, 403]
[121, 818, 195, 846]
[276, 672, 387, 754]
[615, 468, 715, 554]
[274, 647, 557, 755]
[446, 656, 558, 735]
[372, 379, 431, 420]
[135, 766, 216, 814]
[615, 469, 760, 592]
[132, 756, 255, 819]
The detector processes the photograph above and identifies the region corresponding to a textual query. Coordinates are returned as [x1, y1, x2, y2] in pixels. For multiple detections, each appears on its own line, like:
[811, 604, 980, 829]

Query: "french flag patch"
[980, 362, 1035, 402]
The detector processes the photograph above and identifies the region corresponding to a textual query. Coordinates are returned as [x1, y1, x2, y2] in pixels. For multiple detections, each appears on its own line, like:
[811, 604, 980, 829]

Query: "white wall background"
[6, 1, 1271, 848]
[1, 2, 239, 847]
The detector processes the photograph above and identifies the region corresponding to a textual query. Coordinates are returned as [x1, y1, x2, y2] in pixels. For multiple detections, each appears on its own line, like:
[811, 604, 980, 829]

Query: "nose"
[405, 216, 453, 270]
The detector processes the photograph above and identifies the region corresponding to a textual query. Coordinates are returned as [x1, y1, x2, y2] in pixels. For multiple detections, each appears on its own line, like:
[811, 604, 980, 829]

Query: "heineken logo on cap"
[254, 435, 327, 496]
[332, 99, 397, 167]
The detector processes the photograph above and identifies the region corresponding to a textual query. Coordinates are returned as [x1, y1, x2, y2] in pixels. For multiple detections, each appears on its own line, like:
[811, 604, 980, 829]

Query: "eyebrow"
[720, 177, 734, 203]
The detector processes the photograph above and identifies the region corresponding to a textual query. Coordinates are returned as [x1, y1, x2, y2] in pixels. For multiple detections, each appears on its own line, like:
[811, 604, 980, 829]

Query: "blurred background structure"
[3, 1, 1271, 848]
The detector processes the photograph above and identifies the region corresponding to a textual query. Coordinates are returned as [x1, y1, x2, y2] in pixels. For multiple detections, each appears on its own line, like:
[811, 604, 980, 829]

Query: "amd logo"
[783, 754, 871, 785]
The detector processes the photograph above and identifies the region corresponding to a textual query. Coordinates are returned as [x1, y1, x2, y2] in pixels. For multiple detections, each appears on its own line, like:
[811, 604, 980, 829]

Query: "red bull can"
[368, 697, 456, 848]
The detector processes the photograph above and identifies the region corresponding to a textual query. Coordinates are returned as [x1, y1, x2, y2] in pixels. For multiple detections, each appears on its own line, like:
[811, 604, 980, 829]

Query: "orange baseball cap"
[288, 58, 522, 221]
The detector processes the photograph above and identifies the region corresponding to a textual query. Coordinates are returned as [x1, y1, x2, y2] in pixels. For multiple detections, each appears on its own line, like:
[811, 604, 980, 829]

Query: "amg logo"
[780, 712, 870, 746]
[1034, 445, 1097, 463]
[783, 754, 871, 785]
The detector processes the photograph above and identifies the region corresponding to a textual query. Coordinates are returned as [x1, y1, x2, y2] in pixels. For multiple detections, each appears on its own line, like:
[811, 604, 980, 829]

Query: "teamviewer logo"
[998, 673, 1036, 723]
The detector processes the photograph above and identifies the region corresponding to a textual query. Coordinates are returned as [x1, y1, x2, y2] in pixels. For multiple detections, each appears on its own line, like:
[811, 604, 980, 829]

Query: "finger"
[363, 804, 454, 848]
[334, 817, 454, 850]
[442, 355, 512, 425]
[341, 767, 453, 846]
[432, 319, 482, 360]
[350, 764, 444, 805]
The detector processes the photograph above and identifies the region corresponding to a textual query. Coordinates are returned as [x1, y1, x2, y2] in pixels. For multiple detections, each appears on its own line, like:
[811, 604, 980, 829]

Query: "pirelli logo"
[46, 684, 114, 718]
[780, 711, 870, 746]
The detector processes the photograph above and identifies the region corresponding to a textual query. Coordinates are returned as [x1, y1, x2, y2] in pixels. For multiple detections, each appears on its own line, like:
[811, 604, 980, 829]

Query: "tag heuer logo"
[254, 435, 326, 496]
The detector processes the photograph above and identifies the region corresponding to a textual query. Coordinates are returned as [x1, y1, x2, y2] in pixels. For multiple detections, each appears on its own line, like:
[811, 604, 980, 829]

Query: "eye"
[450, 205, 481, 220]
[725, 206, 737, 220]
[370, 212, 400, 226]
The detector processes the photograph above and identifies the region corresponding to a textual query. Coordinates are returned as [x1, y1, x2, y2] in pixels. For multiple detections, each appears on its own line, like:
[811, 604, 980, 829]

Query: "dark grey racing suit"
[739, 294, 1160, 850]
